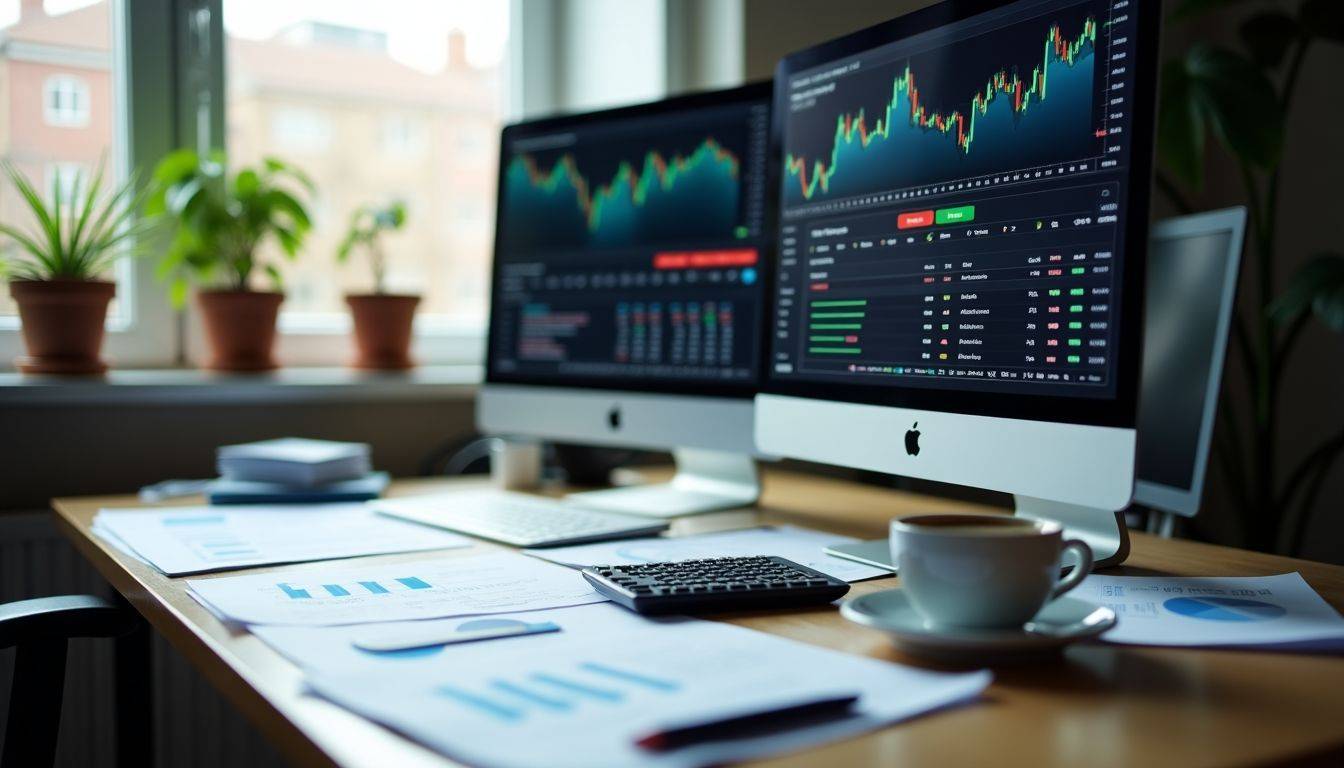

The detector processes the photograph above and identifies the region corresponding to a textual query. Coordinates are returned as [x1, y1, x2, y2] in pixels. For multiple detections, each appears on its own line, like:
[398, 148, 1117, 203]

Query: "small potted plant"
[146, 149, 312, 371]
[0, 160, 149, 374]
[336, 200, 420, 370]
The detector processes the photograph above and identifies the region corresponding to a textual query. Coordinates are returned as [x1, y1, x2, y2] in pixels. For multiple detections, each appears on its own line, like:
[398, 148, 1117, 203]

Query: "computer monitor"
[478, 83, 774, 517]
[1135, 208, 1246, 518]
[755, 0, 1162, 566]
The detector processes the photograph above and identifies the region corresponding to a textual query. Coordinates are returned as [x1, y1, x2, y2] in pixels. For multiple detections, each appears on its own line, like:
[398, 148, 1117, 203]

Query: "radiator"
[0, 512, 288, 768]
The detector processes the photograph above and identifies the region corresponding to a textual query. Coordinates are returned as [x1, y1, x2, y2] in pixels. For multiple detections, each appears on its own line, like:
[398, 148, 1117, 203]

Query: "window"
[3, 6, 119, 323]
[225, 1, 509, 342]
[381, 114, 426, 157]
[270, 107, 332, 152]
[0, 1, 178, 370]
[43, 74, 91, 127]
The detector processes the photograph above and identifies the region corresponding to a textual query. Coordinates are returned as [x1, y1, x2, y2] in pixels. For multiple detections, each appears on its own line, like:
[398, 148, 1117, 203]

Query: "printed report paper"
[1081, 572, 1344, 651]
[186, 552, 606, 626]
[524, 525, 891, 583]
[93, 504, 471, 576]
[253, 603, 990, 768]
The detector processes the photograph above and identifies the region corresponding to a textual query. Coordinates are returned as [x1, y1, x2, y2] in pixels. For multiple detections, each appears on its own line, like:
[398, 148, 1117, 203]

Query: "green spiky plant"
[336, 200, 407, 294]
[0, 159, 151, 282]
[144, 149, 314, 306]
[1158, 0, 1344, 554]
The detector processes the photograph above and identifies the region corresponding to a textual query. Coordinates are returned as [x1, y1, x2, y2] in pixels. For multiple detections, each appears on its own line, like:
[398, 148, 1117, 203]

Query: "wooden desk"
[53, 470, 1344, 768]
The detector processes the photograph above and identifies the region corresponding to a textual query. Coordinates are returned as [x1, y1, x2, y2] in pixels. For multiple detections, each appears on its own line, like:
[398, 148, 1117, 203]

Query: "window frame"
[172, 2, 511, 368]
[0, 0, 181, 370]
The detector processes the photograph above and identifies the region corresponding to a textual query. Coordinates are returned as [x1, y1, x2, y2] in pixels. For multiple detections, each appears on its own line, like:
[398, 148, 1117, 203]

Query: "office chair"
[1, 595, 150, 768]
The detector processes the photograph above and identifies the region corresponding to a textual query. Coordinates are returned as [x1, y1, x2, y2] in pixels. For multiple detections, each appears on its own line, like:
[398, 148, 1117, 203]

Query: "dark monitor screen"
[486, 85, 773, 397]
[1136, 229, 1236, 492]
[766, 0, 1159, 426]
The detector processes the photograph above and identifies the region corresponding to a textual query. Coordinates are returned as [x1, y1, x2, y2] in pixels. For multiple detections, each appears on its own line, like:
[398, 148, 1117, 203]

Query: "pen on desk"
[351, 621, 561, 652]
[634, 694, 860, 752]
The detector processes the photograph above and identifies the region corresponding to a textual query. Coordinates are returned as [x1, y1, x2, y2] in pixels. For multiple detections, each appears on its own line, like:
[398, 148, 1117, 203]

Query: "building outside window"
[225, 2, 509, 332]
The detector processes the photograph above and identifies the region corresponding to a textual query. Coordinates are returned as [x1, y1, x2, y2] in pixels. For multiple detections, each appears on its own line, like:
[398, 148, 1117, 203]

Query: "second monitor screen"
[770, 0, 1145, 401]
[489, 91, 771, 390]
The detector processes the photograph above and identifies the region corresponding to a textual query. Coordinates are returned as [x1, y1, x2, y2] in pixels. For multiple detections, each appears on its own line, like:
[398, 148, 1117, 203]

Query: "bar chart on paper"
[294, 602, 993, 768]
[186, 553, 608, 626]
[92, 504, 471, 575]
[438, 661, 682, 723]
[276, 576, 434, 600]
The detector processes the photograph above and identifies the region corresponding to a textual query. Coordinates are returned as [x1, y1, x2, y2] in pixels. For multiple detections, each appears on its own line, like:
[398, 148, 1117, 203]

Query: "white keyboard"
[372, 490, 668, 547]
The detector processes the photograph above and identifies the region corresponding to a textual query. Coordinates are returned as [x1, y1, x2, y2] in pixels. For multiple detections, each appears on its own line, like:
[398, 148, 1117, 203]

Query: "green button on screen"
[935, 205, 975, 225]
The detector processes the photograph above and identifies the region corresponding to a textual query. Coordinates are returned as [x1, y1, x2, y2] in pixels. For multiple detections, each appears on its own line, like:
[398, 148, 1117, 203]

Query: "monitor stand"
[824, 495, 1131, 571]
[565, 448, 759, 518]
[1012, 495, 1130, 569]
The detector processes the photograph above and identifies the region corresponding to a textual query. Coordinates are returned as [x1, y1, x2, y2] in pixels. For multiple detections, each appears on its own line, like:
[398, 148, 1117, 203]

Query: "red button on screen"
[898, 210, 935, 229]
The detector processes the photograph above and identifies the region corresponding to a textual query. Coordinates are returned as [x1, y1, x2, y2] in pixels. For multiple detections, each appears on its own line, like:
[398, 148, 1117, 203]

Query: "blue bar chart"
[276, 576, 435, 600]
[435, 661, 681, 723]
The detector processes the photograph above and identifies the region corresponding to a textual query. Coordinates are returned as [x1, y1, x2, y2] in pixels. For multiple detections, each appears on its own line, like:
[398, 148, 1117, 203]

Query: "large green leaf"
[1239, 11, 1300, 69]
[153, 149, 200, 183]
[1159, 45, 1284, 188]
[1272, 254, 1344, 332]
[1158, 62, 1206, 188]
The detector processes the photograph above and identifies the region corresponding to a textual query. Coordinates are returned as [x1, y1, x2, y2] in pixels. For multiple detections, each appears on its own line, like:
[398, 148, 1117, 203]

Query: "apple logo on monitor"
[904, 422, 921, 456]
[607, 406, 622, 430]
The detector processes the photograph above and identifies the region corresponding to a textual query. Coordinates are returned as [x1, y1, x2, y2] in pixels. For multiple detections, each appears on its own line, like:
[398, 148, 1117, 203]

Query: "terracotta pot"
[346, 293, 420, 370]
[9, 279, 115, 375]
[196, 290, 283, 371]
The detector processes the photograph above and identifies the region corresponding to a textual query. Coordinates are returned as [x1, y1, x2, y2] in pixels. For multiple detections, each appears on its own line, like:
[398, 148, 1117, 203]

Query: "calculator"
[581, 556, 850, 615]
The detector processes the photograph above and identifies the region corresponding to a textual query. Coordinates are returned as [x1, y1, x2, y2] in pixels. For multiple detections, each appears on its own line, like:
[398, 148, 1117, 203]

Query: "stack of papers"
[218, 438, 371, 487]
[253, 603, 991, 768]
[524, 525, 891, 583]
[1081, 572, 1344, 652]
[205, 472, 390, 505]
[93, 504, 470, 576]
[185, 552, 608, 625]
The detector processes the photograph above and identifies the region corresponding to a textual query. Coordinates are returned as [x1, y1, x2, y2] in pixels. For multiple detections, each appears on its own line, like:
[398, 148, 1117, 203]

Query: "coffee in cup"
[890, 513, 1093, 630]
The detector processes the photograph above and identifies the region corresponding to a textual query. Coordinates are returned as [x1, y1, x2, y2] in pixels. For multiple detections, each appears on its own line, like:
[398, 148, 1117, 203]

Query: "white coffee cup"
[890, 513, 1094, 630]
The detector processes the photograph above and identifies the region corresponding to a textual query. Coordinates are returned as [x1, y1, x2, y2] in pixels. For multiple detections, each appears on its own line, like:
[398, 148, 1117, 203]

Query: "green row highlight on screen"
[809, 299, 865, 353]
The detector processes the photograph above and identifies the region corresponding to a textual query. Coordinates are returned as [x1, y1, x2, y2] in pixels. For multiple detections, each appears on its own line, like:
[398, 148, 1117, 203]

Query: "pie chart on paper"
[1162, 597, 1287, 622]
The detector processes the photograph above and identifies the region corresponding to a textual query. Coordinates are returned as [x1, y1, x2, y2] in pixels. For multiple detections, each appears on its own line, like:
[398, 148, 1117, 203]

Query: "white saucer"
[841, 588, 1117, 663]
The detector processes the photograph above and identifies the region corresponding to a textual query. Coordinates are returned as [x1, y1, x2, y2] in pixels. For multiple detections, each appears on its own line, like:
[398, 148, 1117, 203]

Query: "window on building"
[43, 73, 91, 127]
[270, 107, 333, 152]
[225, 2, 509, 337]
[381, 114, 426, 157]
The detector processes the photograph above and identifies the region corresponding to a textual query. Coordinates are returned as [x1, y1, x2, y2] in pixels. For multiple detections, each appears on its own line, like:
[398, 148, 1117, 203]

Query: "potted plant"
[0, 160, 149, 374]
[146, 149, 313, 371]
[336, 200, 419, 370]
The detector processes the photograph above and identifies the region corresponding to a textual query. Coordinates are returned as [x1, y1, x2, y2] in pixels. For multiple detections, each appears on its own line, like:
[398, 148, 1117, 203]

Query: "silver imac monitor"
[1134, 208, 1246, 518]
[478, 83, 774, 517]
[817, 209, 1247, 571]
[755, 0, 1162, 566]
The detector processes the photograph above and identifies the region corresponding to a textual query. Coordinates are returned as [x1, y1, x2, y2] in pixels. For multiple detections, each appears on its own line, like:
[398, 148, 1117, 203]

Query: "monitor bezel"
[762, 0, 1163, 428]
[485, 81, 775, 401]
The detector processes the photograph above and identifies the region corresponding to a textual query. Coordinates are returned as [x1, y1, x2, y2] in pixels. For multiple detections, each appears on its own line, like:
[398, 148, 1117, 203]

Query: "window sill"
[0, 365, 482, 406]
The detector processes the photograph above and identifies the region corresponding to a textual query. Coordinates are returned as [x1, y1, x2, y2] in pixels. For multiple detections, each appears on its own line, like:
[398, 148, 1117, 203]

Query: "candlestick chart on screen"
[784, 10, 1102, 206]
[504, 135, 745, 251]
